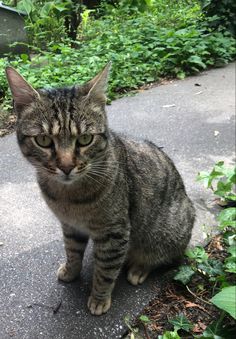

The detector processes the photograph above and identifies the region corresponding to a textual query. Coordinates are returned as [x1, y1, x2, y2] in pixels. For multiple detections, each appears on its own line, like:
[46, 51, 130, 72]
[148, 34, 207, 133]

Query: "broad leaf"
[198, 259, 224, 277]
[21, 0, 34, 16]
[211, 286, 236, 319]
[218, 208, 236, 228]
[224, 261, 236, 274]
[174, 265, 195, 285]
[228, 245, 236, 257]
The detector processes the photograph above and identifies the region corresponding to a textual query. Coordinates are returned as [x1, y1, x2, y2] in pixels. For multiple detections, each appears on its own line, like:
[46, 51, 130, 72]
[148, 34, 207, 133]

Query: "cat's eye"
[35, 135, 53, 148]
[77, 134, 93, 147]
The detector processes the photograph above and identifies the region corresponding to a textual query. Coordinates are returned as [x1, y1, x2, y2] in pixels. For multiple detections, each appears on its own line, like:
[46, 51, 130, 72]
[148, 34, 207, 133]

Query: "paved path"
[0, 63, 235, 339]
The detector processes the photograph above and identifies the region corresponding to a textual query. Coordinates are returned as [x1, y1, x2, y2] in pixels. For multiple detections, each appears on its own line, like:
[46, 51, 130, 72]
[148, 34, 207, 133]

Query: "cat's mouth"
[56, 168, 87, 184]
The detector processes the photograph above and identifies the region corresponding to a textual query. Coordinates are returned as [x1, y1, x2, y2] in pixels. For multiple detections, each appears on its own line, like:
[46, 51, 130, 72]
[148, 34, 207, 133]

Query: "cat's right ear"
[5, 67, 40, 110]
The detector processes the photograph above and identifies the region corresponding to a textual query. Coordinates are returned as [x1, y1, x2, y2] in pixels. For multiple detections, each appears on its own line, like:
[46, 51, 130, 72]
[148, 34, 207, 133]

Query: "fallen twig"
[186, 285, 212, 306]
[53, 299, 62, 314]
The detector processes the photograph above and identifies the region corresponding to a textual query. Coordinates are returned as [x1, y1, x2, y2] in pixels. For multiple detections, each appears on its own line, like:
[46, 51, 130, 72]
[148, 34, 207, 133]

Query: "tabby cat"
[6, 64, 195, 315]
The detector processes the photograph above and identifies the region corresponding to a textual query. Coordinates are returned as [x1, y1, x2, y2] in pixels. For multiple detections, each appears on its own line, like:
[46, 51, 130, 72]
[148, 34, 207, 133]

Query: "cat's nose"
[59, 165, 74, 175]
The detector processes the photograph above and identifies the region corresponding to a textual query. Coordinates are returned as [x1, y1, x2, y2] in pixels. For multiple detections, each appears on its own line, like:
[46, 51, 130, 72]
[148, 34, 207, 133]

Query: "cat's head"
[6, 63, 111, 184]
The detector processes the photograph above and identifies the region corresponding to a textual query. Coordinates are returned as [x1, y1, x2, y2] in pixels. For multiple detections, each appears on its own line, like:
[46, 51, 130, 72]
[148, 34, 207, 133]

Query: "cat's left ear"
[5, 66, 40, 110]
[86, 62, 111, 103]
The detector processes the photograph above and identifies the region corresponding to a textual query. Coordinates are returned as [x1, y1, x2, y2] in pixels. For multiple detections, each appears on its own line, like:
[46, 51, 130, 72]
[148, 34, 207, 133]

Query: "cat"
[5, 63, 195, 315]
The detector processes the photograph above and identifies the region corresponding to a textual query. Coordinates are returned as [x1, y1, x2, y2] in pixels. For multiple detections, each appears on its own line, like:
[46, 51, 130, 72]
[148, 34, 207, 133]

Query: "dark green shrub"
[200, 0, 236, 36]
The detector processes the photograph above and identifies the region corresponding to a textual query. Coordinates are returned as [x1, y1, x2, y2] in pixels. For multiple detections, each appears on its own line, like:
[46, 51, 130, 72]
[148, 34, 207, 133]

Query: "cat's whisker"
[84, 172, 107, 188]
[89, 170, 114, 183]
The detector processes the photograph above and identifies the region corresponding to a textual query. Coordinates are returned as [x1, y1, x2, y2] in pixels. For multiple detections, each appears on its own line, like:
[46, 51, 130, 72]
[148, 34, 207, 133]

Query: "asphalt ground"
[0, 62, 235, 339]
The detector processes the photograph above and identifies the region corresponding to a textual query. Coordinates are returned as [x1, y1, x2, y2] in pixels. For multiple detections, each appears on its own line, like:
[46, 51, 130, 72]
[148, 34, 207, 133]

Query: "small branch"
[53, 299, 62, 314]
[142, 323, 150, 339]
[186, 285, 212, 306]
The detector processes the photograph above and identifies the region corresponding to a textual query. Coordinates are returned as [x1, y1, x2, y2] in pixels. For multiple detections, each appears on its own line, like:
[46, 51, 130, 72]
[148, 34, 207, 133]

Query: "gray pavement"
[0, 63, 235, 339]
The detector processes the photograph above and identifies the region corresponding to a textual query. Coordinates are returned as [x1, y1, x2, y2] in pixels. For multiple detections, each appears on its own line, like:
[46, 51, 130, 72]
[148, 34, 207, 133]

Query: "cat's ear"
[86, 62, 111, 103]
[5, 67, 40, 108]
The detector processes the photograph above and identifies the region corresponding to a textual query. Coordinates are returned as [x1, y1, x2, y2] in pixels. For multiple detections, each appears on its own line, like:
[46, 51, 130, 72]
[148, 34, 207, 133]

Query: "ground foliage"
[0, 0, 236, 133]
[200, 0, 236, 37]
[125, 162, 236, 338]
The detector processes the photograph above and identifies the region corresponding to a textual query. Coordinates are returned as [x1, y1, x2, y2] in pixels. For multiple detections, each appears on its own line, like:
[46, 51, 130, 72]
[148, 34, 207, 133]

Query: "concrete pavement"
[0, 62, 235, 339]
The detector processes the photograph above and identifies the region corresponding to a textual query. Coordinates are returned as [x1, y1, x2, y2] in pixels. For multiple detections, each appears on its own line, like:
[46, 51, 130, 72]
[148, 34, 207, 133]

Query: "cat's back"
[111, 132, 195, 241]
[111, 131, 182, 187]
[111, 131, 192, 213]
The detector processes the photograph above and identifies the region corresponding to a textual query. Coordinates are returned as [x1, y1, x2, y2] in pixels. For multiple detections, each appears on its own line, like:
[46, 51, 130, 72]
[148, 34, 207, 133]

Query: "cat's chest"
[44, 196, 96, 230]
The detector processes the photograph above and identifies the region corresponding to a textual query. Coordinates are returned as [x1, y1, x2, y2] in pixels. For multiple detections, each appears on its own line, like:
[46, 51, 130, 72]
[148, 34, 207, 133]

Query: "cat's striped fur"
[6, 64, 195, 315]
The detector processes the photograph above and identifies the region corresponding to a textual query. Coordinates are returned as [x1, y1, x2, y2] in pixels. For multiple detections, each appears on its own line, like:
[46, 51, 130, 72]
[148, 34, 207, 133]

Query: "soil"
[124, 235, 236, 338]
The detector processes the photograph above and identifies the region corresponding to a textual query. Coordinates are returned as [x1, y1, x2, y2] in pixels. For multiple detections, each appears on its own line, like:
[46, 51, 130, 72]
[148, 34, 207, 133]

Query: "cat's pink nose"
[58, 165, 74, 175]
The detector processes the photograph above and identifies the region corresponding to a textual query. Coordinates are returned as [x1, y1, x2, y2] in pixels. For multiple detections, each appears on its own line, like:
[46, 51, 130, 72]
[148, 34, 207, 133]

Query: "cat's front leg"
[88, 230, 129, 315]
[57, 224, 89, 282]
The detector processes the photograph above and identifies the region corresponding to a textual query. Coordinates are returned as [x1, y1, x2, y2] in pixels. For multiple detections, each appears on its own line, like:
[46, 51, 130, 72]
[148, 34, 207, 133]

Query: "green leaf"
[188, 55, 206, 68]
[160, 331, 181, 339]
[196, 171, 212, 187]
[198, 259, 224, 277]
[169, 313, 193, 332]
[139, 315, 150, 323]
[218, 208, 236, 228]
[174, 265, 195, 285]
[228, 245, 236, 257]
[219, 220, 236, 229]
[215, 181, 232, 197]
[40, 2, 54, 17]
[225, 193, 236, 201]
[21, 0, 34, 16]
[177, 72, 185, 79]
[224, 261, 236, 274]
[185, 246, 208, 263]
[211, 286, 236, 319]
[20, 54, 29, 62]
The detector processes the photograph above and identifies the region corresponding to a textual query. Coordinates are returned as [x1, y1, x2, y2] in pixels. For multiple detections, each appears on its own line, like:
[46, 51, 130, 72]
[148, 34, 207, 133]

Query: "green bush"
[0, 0, 235, 113]
[200, 0, 236, 36]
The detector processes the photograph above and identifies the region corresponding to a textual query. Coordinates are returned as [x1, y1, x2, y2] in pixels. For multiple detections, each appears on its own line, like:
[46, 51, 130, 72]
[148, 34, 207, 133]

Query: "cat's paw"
[127, 267, 150, 286]
[57, 263, 80, 282]
[87, 295, 111, 315]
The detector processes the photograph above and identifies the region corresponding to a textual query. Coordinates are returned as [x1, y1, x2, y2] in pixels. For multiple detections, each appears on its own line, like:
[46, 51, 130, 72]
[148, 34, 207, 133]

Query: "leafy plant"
[185, 246, 208, 263]
[197, 161, 236, 205]
[172, 162, 236, 338]
[168, 313, 193, 332]
[124, 315, 139, 338]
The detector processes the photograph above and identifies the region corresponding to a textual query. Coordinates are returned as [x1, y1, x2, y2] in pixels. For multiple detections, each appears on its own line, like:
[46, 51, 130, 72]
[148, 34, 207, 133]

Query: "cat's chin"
[57, 175, 78, 185]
